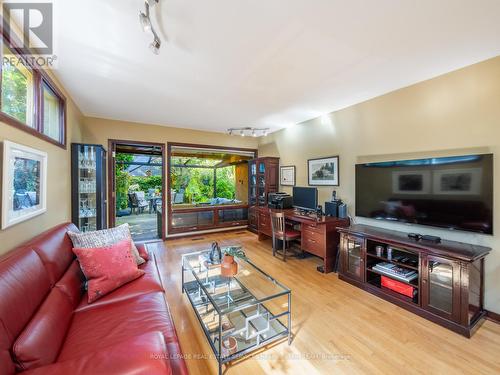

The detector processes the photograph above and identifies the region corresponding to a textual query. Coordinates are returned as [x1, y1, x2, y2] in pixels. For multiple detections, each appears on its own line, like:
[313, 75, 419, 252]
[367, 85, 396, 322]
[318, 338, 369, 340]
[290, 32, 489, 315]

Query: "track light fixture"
[227, 127, 270, 137]
[139, 0, 161, 54]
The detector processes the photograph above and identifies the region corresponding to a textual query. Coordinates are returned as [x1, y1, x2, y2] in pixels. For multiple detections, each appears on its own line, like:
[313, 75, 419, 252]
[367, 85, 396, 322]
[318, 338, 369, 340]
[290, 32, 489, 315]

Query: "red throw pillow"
[73, 239, 145, 303]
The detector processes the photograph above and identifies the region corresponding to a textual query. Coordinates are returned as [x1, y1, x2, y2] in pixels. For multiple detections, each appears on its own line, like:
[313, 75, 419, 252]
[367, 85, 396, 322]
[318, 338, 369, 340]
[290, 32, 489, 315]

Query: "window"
[169, 146, 255, 206]
[42, 82, 63, 141]
[0, 39, 66, 147]
[1, 45, 34, 127]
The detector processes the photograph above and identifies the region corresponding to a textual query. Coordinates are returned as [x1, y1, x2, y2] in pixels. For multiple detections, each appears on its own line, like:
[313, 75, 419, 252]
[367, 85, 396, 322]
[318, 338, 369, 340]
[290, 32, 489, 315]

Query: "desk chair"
[270, 211, 301, 261]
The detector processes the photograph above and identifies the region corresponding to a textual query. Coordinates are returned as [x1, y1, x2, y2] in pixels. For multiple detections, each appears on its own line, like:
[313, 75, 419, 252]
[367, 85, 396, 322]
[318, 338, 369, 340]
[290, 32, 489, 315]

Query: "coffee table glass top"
[182, 250, 290, 314]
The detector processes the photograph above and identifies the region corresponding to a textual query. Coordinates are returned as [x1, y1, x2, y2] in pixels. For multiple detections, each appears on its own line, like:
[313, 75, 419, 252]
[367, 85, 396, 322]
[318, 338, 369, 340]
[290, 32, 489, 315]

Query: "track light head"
[139, 0, 162, 54]
[139, 11, 152, 32]
[150, 38, 161, 54]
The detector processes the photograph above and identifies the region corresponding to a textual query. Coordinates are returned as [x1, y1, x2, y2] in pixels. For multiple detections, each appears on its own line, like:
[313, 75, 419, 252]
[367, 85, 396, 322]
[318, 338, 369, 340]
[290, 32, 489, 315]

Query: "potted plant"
[221, 246, 247, 277]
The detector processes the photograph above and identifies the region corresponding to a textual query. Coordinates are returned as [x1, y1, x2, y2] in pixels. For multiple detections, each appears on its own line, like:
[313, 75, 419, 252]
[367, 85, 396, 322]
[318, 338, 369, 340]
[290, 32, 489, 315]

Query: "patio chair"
[128, 192, 148, 214]
[173, 189, 185, 204]
[134, 191, 149, 214]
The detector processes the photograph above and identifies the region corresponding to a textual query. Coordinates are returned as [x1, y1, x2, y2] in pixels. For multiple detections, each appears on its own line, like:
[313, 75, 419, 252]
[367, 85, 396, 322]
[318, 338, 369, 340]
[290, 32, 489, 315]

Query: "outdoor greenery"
[115, 153, 133, 210]
[115, 153, 164, 211]
[115, 153, 238, 210]
[171, 156, 236, 204]
[130, 176, 162, 192]
[1, 59, 31, 125]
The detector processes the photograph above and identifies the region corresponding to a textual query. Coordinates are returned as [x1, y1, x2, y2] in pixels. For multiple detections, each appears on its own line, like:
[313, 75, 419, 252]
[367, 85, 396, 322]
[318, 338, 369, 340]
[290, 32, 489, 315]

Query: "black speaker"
[325, 201, 339, 217]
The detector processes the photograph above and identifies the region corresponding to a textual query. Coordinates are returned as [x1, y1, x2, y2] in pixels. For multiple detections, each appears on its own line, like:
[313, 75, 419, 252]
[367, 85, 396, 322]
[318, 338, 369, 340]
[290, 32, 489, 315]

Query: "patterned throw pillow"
[68, 224, 145, 265]
[73, 239, 145, 303]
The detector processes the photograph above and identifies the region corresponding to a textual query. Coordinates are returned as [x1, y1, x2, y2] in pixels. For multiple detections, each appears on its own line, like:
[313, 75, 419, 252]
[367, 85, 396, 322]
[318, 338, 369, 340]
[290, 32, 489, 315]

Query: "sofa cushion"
[75, 256, 164, 312]
[68, 223, 145, 265]
[0, 248, 51, 373]
[23, 332, 172, 375]
[73, 239, 145, 303]
[55, 261, 85, 309]
[12, 288, 74, 371]
[58, 293, 174, 361]
[28, 223, 79, 285]
[0, 322, 15, 375]
[137, 243, 150, 261]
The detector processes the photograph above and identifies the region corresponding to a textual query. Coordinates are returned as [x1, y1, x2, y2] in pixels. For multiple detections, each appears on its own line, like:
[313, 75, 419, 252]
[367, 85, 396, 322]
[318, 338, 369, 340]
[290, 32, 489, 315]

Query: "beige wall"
[235, 163, 249, 202]
[83, 117, 259, 150]
[83, 117, 259, 235]
[259, 56, 500, 313]
[0, 88, 85, 254]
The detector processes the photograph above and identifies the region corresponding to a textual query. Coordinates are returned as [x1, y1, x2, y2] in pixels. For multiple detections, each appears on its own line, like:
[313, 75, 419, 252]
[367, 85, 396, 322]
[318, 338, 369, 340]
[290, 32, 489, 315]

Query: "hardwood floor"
[152, 230, 500, 375]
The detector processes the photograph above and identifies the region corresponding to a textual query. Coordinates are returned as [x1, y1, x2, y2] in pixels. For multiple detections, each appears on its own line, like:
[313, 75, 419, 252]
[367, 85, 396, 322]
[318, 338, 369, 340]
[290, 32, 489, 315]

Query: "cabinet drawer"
[302, 224, 325, 235]
[302, 230, 325, 257]
[259, 213, 271, 233]
[259, 213, 269, 225]
[303, 227, 323, 243]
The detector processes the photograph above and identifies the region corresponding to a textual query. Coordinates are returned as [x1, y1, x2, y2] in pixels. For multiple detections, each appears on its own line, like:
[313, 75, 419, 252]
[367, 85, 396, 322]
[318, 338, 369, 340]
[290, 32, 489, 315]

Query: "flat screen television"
[293, 186, 318, 211]
[355, 154, 493, 234]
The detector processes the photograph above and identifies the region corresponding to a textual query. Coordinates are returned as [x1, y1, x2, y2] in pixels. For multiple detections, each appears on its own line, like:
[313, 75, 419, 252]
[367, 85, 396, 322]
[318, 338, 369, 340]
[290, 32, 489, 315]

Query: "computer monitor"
[292, 187, 318, 212]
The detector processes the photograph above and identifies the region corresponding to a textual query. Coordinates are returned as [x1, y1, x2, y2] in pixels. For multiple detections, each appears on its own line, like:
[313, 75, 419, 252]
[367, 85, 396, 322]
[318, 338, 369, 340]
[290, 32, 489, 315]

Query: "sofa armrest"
[23, 332, 172, 375]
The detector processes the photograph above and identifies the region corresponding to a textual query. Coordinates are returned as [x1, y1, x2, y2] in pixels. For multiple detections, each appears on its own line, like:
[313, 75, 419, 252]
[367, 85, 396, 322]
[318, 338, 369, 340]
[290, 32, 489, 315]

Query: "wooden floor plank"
[153, 231, 500, 375]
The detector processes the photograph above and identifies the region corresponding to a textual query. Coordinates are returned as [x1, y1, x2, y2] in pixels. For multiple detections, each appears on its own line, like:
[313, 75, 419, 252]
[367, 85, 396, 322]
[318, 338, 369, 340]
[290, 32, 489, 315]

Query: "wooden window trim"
[0, 27, 67, 149]
[166, 142, 258, 235]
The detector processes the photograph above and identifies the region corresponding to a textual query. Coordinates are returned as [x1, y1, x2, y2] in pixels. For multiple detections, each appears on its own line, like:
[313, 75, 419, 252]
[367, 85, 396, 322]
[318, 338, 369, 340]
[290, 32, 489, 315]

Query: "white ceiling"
[53, 0, 500, 133]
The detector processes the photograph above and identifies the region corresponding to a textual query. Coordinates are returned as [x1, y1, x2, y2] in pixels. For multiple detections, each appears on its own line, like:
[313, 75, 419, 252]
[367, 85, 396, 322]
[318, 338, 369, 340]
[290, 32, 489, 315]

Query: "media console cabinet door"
[341, 234, 365, 282]
[422, 255, 461, 323]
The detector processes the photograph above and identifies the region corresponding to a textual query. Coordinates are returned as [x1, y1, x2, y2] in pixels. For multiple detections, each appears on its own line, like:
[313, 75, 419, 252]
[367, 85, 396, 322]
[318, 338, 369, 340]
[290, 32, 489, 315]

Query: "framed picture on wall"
[1, 141, 48, 229]
[308, 156, 339, 186]
[280, 165, 296, 186]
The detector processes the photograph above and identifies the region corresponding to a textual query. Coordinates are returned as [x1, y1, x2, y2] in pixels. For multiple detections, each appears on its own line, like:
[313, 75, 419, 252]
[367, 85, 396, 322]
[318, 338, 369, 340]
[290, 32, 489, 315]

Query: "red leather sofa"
[0, 223, 188, 375]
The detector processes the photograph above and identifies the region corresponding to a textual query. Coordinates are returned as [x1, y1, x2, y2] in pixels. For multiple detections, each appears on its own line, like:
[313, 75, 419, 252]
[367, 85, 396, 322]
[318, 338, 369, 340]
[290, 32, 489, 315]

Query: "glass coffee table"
[182, 249, 291, 375]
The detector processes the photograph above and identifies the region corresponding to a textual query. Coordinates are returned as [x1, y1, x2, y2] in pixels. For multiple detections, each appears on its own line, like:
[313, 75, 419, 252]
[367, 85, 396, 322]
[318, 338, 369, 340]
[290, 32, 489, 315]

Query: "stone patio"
[116, 212, 160, 242]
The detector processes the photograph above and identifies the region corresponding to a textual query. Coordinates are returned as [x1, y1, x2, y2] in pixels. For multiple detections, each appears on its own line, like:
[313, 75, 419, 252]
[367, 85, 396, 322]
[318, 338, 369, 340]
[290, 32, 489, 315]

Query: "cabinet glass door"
[77, 145, 98, 232]
[344, 236, 364, 281]
[72, 143, 106, 232]
[423, 256, 460, 322]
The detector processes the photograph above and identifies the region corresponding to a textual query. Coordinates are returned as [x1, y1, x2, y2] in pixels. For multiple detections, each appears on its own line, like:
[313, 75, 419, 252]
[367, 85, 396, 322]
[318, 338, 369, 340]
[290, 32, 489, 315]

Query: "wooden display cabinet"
[248, 157, 279, 233]
[338, 224, 490, 337]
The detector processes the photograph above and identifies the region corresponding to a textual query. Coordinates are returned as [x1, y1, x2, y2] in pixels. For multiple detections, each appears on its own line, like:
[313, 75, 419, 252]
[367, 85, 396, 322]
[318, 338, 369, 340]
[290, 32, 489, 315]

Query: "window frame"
[0, 29, 67, 149]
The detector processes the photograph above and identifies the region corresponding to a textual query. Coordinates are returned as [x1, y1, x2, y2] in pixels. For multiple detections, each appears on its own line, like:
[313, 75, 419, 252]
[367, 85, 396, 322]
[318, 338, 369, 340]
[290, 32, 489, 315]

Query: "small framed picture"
[308, 156, 339, 186]
[2, 141, 48, 229]
[280, 166, 296, 186]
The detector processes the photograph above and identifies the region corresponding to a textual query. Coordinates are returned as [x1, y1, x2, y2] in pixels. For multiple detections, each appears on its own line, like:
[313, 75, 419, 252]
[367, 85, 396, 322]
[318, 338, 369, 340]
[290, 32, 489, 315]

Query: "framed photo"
[433, 168, 482, 195]
[280, 165, 296, 186]
[2, 141, 48, 229]
[308, 156, 339, 186]
[392, 170, 431, 194]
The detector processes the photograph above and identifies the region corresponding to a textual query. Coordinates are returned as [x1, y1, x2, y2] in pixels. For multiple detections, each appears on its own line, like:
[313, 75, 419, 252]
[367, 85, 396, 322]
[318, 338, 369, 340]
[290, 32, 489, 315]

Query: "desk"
[257, 207, 350, 273]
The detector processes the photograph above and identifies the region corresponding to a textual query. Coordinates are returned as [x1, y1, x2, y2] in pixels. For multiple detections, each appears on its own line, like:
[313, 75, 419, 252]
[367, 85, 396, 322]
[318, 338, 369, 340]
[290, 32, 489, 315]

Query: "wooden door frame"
[108, 139, 166, 240]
